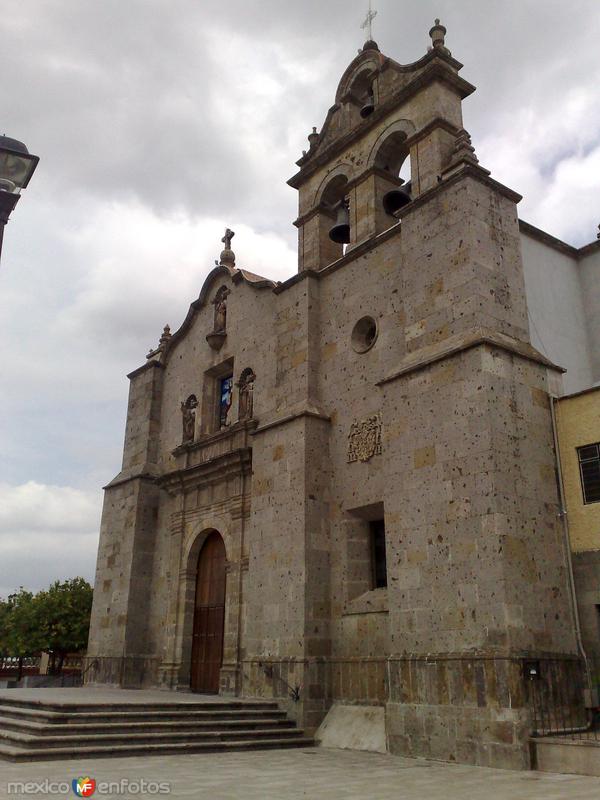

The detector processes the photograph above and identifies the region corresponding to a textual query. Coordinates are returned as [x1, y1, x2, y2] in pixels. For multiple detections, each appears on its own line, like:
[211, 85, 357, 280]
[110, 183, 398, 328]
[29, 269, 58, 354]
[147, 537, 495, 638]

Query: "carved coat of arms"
[347, 414, 382, 463]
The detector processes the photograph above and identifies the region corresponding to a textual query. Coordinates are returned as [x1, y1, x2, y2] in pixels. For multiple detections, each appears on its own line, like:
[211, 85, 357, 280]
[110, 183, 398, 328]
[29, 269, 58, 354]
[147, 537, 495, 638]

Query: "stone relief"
[347, 414, 382, 463]
[181, 395, 198, 444]
[237, 368, 256, 421]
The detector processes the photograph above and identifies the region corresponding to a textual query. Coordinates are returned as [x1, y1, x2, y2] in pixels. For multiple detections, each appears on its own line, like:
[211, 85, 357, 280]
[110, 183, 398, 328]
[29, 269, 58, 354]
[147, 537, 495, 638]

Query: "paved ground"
[0, 689, 250, 705]
[2, 747, 600, 799]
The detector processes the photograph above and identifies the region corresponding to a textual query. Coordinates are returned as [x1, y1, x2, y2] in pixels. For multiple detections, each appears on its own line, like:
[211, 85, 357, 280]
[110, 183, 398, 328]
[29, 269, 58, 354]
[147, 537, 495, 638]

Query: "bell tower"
[289, 21, 473, 272]
[286, 21, 579, 769]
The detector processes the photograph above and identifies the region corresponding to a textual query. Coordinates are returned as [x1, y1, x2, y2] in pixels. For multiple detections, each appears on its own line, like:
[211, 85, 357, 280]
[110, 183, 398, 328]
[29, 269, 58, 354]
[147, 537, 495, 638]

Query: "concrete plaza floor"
[2, 747, 600, 799]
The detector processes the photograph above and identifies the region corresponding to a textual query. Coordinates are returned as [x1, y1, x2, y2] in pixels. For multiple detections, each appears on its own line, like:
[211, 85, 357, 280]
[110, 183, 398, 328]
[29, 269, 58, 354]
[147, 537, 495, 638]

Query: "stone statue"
[238, 369, 256, 421]
[213, 287, 229, 332]
[181, 395, 198, 443]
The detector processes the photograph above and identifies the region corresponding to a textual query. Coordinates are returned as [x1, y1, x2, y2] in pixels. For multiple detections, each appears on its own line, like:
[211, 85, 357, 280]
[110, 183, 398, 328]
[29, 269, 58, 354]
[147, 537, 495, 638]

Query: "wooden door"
[190, 532, 226, 693]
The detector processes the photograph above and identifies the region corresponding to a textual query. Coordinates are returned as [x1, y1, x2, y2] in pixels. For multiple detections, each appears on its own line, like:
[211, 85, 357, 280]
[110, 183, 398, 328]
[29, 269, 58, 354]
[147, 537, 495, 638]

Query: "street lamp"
[0, 135, 39, 264]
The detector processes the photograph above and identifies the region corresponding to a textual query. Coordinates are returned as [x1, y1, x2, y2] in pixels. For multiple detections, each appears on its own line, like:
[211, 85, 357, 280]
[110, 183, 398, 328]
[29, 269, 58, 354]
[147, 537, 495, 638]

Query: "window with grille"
[578, 443, 600, 504]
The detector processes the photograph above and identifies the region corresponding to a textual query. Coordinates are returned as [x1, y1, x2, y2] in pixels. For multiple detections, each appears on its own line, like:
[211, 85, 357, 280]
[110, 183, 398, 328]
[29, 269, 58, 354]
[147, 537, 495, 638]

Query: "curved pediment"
[147, 263, 278, 365]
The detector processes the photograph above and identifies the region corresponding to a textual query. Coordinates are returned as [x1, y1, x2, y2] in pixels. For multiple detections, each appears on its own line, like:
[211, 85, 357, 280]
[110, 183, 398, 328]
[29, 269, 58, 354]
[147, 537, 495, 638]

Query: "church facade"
[87, 21, 600, 769]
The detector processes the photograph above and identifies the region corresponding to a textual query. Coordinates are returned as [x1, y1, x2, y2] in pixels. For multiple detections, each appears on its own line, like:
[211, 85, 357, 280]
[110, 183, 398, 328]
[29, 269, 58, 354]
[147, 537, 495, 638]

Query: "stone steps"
[0, 715, 294, 736]
[0, 736, 315, 762]
[0, 697, 312, 762]
[0, 703, 286, 725]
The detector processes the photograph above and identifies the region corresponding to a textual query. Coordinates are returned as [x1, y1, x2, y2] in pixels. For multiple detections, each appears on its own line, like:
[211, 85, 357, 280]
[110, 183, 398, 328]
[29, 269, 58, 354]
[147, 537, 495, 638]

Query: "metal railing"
[527, 656, 599, 740]
[0, 656, 40, 678]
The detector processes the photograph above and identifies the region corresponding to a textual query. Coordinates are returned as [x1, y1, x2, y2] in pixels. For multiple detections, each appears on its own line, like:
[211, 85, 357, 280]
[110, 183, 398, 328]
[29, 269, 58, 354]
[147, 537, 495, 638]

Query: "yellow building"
[555, 387, 600, 655]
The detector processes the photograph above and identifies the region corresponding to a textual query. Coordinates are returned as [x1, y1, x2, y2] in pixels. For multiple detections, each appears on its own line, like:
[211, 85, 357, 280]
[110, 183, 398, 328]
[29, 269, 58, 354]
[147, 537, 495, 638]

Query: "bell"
[360, 88, 375, 119]
[329, 200, 350, 244]
[383, 185, 412, 216]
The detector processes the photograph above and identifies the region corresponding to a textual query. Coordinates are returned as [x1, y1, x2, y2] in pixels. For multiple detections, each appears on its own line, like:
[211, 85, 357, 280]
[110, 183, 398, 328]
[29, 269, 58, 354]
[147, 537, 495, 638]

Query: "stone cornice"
[127, 360, 165, 381]
[103, 468, 160, 490]
[378, 327, 564, 387]
[157, 447, 252, 495]
[275, 221, 404, 295]
[320, 221, 403, 278]
[519, 219, 600, 260]
[404, 116, 460, 148]
[398, 162, 522, 216]
[171, 419, 258, 457]
[252, 406, 331, 436]
[557, 384, 600, 403]
[577, 238, 600, 258]
[519, 219, 578, 257]
[293, 167, 406, 229]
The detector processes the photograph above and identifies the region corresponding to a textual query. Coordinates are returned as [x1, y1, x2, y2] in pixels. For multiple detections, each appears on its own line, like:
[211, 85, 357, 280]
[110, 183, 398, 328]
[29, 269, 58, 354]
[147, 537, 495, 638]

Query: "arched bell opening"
[321, 173, 351, 261]
[373, 130, 413, 221]
[349, 68, 377, 122]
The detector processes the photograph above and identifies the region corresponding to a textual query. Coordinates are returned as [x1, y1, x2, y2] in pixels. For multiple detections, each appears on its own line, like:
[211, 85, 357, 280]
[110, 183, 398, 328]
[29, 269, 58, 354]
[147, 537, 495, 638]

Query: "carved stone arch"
[313, 164, 352, 209]
[335, 55, 381, 105]
[348, 67, 376, 105]
[367, 119, 416, 173]
[178, 523, 231, 692]
[184, 521, 231, 571]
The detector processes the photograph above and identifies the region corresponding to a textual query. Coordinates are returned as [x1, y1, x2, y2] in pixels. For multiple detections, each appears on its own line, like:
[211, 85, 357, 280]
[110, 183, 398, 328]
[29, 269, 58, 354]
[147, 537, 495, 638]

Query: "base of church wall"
[386, 701, 530, 769]
[82, 656, 160, 689]
[82, 652, 584, 770]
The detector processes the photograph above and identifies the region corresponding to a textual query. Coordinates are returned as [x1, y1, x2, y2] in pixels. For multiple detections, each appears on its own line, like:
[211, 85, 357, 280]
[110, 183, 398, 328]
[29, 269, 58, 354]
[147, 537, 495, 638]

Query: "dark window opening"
[578, 443, 600, 504]
[370, 519, 387, 589]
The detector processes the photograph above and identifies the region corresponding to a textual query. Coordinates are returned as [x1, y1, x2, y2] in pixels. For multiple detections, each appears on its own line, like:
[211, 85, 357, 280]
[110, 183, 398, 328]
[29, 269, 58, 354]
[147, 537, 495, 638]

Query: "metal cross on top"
[361, 0, 377, 40]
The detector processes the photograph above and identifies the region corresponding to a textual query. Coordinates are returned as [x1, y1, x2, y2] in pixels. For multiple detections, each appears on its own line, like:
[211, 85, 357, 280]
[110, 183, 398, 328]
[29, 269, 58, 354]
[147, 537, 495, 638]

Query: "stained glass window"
[219, 375, 233, 429]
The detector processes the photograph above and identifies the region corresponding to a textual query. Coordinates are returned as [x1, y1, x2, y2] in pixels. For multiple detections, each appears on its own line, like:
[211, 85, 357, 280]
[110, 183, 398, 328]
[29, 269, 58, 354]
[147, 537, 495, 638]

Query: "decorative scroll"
[347, 414, 382, 463]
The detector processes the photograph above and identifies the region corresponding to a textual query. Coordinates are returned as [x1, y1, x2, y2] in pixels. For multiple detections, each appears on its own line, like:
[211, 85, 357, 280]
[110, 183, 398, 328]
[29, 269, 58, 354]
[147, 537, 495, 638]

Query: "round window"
[351, 316, 378, 353]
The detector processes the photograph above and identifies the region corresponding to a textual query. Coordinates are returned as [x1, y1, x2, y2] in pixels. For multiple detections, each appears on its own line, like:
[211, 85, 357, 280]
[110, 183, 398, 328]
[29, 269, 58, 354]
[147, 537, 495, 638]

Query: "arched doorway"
[190, 531, 226, 693]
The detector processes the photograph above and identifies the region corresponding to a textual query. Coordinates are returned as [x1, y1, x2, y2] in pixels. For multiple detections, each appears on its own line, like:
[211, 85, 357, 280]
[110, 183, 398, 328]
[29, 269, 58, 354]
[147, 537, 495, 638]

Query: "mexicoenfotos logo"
[5, 776, 171, 795]
[72, 777, 96, 797]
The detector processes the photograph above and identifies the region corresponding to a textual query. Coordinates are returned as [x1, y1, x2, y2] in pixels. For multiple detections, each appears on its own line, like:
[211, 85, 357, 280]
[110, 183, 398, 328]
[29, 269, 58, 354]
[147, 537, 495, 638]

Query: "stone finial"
[159, 324, 171, 347]
[308, 127, 319, 148]
[219, 228, 235, 266]
[451, 129, 480, 167]
[429, 18, 450, 54]
[147, 323, 171, 359]
[362, 40, 380, 52]
[442, 128, 490, 180]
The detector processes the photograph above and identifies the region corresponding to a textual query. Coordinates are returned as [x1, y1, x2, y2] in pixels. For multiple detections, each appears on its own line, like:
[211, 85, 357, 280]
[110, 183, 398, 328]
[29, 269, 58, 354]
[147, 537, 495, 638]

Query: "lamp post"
[0, 135, 39, 265]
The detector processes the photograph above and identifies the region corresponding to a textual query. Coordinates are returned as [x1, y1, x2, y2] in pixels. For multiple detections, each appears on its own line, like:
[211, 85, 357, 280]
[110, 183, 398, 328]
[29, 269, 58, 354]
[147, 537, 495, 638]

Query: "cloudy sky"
[0, 0, 599, 600]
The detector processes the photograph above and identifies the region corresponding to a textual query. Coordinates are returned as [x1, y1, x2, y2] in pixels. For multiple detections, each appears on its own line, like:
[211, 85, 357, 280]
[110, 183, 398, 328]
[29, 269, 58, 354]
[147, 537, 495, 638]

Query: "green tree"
[35, 578, 93, 673]
[0, 588, 45, 679]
